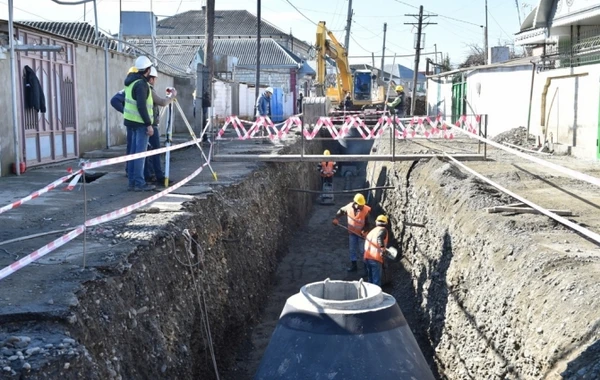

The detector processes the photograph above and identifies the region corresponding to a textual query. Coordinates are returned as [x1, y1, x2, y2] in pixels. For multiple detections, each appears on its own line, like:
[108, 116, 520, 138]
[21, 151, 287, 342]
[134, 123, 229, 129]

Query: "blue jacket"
[256, 92, 271, 117]
[111, 90, 125, 114]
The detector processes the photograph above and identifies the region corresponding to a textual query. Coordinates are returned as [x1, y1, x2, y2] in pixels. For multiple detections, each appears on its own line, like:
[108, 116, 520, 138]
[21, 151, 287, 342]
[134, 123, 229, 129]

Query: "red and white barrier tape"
[0, 169, 82, 216]
[0, 144, 215, 281]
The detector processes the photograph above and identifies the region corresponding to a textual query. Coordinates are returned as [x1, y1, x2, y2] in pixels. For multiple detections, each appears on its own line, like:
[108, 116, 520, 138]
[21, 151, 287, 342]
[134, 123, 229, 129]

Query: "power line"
[0, 0, 52, 21]
[488, 11, 514, 41]
[349, 33, 370, 53]
[282, 0, 318, 26]
[392, 0, 483, 28]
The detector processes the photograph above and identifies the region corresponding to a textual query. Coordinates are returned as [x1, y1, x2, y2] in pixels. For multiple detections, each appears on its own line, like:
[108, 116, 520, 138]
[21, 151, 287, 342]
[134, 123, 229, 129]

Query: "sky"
[0, 0, 535, 68]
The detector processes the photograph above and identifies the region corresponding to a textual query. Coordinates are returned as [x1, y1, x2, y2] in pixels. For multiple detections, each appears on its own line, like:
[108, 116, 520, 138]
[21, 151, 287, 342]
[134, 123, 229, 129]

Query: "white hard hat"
[265, 87, 273, 94]
[134, 56, 153, 70]
[149, 67, 158, 77]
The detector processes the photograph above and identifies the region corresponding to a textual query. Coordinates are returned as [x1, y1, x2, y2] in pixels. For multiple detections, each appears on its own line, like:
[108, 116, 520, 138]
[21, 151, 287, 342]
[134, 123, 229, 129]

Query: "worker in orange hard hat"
[332, 193, 372, 273]
[387, 85, 405, 117]
[316, 149, 338, 185]
[363, 215, 389, 287]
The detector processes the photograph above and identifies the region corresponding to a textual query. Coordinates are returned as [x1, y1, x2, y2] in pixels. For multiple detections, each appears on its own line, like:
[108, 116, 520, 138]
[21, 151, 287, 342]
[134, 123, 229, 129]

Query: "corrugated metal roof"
[126, 39, 201, 76]
[18, 21, 118, 50]
[130, 37, 301, 68]
[157, 10, 285, 37]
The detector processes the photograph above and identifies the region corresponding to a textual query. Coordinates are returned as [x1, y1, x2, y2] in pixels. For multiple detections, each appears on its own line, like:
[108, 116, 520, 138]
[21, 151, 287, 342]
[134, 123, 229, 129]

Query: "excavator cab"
[353, 70, 373, 101]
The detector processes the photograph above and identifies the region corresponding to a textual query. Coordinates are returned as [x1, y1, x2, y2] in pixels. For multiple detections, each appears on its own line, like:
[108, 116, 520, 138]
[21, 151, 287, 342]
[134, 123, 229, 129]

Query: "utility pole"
[380, 23, 387, 78]
[204, 0, 215, 133]
[371, 52, 375, 70]
[255, 0, 261, 110]
[405, 5, 436, 116]
[344, 0, 353, 51]
[485, 0, 489, 64]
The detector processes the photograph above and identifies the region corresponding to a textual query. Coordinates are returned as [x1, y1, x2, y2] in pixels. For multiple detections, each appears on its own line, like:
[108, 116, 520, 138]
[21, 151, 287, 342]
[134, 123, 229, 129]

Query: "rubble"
[492, 126, 536, 146]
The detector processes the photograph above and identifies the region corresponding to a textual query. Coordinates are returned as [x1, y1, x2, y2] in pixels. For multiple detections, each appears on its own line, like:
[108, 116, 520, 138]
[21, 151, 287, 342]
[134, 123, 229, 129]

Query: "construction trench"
[1, 128, 600, 379]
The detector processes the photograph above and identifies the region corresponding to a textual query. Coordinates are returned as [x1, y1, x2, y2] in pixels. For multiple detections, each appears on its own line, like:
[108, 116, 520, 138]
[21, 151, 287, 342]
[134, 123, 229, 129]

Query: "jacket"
[364, 226, 389, 264]
[24, 65, 46, 113]
[111, 90, 125, 114]
[336, 202, 371, 235]
[317, 161, 337, 177]
[387, 92, 405, 114]
[150, 85, 173, 127]
[256, 92, 271, 117]
[123, 72, 153, 128]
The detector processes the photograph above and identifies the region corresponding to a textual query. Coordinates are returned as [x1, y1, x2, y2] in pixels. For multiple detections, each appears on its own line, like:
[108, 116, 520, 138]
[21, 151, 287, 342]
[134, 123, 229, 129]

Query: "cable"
[392, 0, 483, 28]
[488, 12, 515, 42]
[282, 0, 318, 26]
[349, 33, 370, 53]
[0, 0, 52, 21]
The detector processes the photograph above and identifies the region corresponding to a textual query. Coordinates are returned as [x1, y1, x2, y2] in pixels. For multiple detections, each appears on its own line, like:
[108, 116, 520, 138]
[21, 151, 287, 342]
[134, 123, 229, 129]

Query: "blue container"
[254, 279, 435, 380]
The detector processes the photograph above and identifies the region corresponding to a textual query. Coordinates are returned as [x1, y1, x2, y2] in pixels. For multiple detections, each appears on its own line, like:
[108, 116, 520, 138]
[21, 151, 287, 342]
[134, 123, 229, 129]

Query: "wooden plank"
[487, 206, 573, 216]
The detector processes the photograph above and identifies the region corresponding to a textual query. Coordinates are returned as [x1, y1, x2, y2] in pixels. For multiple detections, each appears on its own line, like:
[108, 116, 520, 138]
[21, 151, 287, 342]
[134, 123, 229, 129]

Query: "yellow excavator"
[313, 21, 386, 111]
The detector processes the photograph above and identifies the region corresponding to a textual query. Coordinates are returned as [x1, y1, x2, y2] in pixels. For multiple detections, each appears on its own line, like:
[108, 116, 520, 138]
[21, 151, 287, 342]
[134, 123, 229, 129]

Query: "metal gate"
[17, 27, 78, 167]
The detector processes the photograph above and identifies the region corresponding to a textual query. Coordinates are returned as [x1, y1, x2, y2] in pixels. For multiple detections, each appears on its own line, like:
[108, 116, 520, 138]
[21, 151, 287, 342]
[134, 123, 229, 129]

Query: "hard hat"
[134, 56, 153, 70]
[324, 149, 330, 156]
[395, 85, 404, 92]
[149, 67, 158, 78]
[265, 87, 274, 94]
[128, 66, 138, 74]
[376, 215, 388, 224]
[353, 193, 366, 206]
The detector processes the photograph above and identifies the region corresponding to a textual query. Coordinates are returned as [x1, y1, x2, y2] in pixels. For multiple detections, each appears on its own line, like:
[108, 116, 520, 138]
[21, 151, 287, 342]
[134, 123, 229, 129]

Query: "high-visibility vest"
[364, 226, 389, 264]
[123, 79, 153, 125]
[320, 162, 334, 177]
[342, 203, 371, 235]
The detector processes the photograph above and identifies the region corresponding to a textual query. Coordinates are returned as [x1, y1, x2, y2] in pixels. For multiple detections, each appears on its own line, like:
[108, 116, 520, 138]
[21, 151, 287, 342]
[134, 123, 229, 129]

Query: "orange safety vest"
[342, 203, 371, 235]
[363, 226, 389, 264]
[320, 162, 334, 177]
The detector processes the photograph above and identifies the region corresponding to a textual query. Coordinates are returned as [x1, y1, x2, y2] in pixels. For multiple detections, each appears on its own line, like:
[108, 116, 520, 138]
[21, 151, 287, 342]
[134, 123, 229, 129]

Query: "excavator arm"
[315, 21, 353, 103]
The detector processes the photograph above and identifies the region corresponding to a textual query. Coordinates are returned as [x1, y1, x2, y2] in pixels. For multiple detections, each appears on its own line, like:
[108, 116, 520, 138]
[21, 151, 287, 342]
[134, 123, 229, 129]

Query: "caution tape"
[0, 169, 83, 216]
[0, 143, 215, 281]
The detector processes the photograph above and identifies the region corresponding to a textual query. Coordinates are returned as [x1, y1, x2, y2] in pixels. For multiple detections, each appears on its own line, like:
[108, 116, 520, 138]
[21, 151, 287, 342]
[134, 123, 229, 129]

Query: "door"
[17, 28, 78, 167]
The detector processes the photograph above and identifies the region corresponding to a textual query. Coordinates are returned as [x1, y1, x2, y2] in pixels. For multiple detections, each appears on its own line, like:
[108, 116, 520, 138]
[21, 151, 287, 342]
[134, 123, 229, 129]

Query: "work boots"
[346, 261, 358, 272]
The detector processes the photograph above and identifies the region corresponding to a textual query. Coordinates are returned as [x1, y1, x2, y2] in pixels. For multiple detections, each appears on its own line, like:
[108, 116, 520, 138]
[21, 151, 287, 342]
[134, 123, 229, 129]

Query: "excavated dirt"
[0, 139, 321, 379]
[366, 133, 600, 379]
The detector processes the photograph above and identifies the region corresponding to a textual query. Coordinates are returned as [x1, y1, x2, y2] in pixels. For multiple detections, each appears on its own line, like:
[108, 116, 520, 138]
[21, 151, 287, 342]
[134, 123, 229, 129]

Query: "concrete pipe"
[254, 279, 435, 380]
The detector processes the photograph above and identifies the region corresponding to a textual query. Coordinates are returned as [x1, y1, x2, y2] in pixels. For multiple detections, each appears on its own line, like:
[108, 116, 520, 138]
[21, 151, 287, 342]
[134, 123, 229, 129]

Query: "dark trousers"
[144, 126, 164, 181]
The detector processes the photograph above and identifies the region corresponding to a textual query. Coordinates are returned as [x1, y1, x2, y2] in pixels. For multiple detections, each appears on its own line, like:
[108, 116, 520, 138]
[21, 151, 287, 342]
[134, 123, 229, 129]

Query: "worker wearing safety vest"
[123, 56, 155, 192]
[387, 85, 405, 117]
[364, 215, 390, 287]
[316, 150, 338, 184]
[333, 193, 372, 273]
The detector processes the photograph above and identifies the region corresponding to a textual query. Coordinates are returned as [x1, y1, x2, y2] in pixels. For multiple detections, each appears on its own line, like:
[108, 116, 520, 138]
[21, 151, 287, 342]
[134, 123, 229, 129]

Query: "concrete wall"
[234, 67, 293, 92]
[74, 44, 175, 154]
[173, 76, 195, 134]
[427, 62, 600, 160]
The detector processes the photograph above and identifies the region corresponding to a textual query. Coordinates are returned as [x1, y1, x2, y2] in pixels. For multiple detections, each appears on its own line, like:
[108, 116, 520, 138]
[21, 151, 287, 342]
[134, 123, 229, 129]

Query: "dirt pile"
[366, 131, 600, 379]
[0, 139, 321, 379]
[492, 126, 536, 146]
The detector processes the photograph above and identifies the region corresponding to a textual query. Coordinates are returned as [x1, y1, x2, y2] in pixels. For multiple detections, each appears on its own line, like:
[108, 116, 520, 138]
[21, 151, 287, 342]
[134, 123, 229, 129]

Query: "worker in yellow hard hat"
[363, 215, 389, 286]
[128, 66, 138, 74]
[386, 84, 405, 117]
[317, 149, 338, 185]
[333, 193, 372, 272]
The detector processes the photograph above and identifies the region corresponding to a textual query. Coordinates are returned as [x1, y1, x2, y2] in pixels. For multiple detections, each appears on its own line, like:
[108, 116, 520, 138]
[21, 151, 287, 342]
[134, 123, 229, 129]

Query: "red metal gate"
[17, 27, 78, 167]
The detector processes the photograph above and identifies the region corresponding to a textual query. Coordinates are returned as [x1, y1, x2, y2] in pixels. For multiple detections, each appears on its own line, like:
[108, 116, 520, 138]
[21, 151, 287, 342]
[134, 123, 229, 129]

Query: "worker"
[123, 55, 155, 192]
[110, 66, 138, 177]
[332, 193, 372, 272]
[387, 85, 406, 117]
[144, 66, 177, 187]
[343, 93, 353, 110]
[363, 215, 390, 287]
[297, 92, 304, 114]
[317, 149, 338, 185]
[256, 87, 273, 119]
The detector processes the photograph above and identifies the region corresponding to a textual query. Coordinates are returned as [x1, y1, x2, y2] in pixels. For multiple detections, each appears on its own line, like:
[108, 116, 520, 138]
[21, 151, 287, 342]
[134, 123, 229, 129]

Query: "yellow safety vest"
[123, 79, 153, 124]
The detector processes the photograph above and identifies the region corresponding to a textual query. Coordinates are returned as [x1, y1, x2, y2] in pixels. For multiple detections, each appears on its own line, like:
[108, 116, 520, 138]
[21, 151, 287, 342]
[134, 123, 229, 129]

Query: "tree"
[440, 54, 452, 72]
[459, 44, 486, 68]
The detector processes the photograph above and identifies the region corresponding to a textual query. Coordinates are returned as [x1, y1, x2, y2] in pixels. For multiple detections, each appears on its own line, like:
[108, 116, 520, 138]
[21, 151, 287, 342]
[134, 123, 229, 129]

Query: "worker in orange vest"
[364, 215, 390, 287]
[317, 149, 338, 185]
[333, 193, 372, 272]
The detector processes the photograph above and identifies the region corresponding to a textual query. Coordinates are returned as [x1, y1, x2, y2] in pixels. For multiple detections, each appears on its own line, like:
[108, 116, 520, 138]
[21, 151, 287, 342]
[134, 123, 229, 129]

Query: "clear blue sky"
[0, 0, 534, 67]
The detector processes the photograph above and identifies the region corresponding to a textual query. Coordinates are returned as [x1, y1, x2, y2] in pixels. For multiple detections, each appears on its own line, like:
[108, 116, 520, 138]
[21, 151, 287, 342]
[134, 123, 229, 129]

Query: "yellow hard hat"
[128, 66, 138, 74]
[354, 193, 366, 206]
[395, 85, 404, 92]
[324, 149, 330, 156]
[376, 215, 388, 224]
